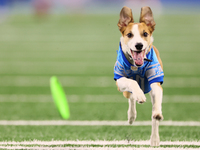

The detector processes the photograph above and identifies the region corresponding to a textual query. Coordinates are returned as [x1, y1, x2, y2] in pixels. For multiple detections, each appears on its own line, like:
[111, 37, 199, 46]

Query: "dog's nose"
[135, 43, 143, 50]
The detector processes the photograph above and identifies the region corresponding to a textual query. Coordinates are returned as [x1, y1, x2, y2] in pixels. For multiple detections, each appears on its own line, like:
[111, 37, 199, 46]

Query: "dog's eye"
[127, 33, 133, 38]
[143, 32, 148, 37]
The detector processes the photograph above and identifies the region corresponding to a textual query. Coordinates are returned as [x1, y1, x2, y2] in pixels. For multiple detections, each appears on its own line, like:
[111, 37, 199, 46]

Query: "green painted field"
[0, 14, 200, 149]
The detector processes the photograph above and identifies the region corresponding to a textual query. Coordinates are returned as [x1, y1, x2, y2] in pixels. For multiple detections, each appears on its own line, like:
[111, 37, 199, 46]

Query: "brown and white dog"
[114, 6, 164, 146]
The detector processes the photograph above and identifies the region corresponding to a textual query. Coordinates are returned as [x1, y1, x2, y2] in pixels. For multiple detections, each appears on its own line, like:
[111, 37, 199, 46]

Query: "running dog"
[114, 6, 164, 146]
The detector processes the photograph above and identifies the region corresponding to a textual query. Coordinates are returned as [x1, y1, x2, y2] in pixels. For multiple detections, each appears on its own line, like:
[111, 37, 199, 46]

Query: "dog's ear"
[139, 6, 155, 33]
[117, 6, 134, 34]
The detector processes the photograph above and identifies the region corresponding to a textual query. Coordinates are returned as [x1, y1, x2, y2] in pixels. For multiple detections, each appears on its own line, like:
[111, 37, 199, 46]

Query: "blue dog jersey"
[114, 43, 164, 94]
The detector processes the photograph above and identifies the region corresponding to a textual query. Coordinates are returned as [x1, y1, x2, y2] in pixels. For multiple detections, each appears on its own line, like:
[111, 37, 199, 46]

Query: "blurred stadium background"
[0, 0, 200, 17]
[0, 0, 200, 149]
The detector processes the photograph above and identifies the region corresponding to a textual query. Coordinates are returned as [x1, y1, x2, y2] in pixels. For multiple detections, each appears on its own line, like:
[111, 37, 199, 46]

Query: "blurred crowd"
[0, 0, 162, 15]
[0, 0, 199, 22]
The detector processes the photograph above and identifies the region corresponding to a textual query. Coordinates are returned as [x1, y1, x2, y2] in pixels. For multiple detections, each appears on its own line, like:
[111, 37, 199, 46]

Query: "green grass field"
[0, 13, 200, 149]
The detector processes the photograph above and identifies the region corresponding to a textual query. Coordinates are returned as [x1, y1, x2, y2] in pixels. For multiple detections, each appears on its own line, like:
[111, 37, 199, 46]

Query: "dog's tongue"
[133, 51, 144, 66]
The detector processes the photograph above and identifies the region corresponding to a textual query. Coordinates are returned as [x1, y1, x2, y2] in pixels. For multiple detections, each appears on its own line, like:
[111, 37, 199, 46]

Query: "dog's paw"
[150, 134, 160, 146]
[136, 98, 146, 104]
[130, 81, 146, 103]
[131, 90, 146, 104]
[127, 109, 137, 124]
[152, 111, 163, 121]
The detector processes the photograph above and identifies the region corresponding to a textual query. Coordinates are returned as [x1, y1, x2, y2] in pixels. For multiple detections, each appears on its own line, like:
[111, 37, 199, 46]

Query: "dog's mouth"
[130, 49, 146, 67]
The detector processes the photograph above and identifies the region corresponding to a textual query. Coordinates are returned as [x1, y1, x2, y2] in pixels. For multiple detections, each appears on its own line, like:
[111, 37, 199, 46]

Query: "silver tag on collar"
[131, 66, 138, 71]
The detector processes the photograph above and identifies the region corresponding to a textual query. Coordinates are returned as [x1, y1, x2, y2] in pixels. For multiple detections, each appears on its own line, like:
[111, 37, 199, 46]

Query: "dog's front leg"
[117, 77, 146, 103]
[117, 77, 146, 124]
[127, 96, 137, 124]
[149, 82, 163, 146]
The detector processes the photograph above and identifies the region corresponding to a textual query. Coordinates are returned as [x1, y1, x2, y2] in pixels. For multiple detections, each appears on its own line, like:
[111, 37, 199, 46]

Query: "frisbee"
[50, 76, 70, 119]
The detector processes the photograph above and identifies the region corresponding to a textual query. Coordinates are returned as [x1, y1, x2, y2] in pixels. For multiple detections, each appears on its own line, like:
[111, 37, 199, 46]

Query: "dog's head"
[118, 6, 155, 67]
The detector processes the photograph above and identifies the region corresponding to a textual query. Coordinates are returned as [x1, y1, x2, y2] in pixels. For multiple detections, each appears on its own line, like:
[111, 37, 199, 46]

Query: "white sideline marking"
[0, 140, 199, 146]
[0, 146, 199, 150]
[0, 94, 199, 103]
[0, 120, 200, 126]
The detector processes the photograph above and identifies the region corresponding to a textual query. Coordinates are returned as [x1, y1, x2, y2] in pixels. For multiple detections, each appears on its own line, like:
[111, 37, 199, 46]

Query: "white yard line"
[0, 146, 199, 150]
[1, 140, 200, 146]
[0, 140, 199, 148]
[0, 140, 200, 150]
[0, 120, 200, 126]
[0, 94, 199, 103]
